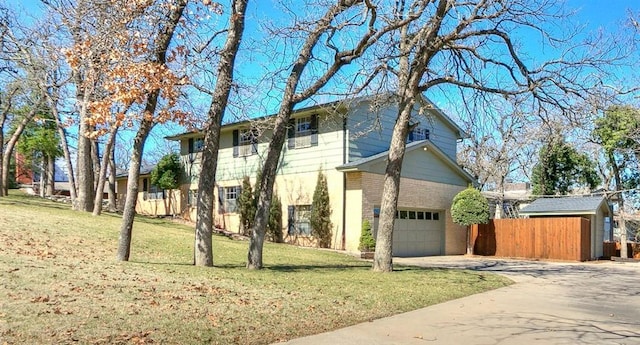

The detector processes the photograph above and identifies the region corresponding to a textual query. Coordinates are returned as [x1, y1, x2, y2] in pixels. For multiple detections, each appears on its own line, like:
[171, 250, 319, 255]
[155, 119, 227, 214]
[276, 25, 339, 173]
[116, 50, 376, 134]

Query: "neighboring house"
[116, 167, 180, 216]
[482, 182, 533, 219]
[519, 195, 611, 259]
[154, 94, 473, 256]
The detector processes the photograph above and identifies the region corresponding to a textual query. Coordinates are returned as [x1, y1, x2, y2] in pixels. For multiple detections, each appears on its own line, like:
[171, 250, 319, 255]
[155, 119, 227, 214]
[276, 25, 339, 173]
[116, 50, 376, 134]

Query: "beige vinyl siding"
[367, 147, 469, 186]
[179, 113, 346, 185]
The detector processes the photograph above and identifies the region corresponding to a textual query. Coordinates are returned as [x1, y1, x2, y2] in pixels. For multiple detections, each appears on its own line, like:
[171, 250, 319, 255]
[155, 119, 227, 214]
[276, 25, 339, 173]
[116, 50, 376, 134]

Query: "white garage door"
[391, 209, 443, 257]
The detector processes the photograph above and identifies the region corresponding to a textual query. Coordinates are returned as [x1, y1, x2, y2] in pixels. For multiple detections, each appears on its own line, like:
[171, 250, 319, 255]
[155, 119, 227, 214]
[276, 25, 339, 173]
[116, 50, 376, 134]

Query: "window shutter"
[287, 119, 296, 149]
[310, 114, 318, 146]
[188, 138, 194, 154]
[425, 128, 430, 140]
[287, 205, 295, 235]
[218, 186, 225, 213]
[232, 130, 239, 157]
[251, 128, 258, 154]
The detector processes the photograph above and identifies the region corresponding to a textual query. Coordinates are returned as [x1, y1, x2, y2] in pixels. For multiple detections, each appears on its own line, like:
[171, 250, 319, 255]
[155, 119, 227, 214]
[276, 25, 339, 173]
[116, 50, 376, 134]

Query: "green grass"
[0, 192, 512, 344]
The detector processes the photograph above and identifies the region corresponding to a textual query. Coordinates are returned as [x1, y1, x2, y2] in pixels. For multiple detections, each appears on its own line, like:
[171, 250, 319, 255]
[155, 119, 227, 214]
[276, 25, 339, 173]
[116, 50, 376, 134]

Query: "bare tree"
[0, 7, 48, 196]
[192, 0, 249, 266]
[371, 0, 625, 272]
[246, 0, 420, 269]
[457, 96, 539, 216]
[116, 0, 188, 261]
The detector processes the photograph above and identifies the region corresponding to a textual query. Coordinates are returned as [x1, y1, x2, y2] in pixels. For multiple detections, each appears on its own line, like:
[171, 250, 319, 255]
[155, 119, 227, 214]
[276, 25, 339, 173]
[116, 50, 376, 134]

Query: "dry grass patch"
[0, 192, 511, 344]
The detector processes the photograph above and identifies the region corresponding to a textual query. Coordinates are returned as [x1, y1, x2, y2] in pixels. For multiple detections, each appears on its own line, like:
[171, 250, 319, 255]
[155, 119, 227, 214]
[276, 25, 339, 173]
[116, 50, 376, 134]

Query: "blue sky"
[6, 0, 640, 166]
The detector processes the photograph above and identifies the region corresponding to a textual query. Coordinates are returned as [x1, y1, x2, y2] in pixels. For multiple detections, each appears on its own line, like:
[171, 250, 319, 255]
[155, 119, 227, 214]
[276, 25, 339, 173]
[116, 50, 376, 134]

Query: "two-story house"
[115, 94, 472, 255]
[150, 94, 471, 256]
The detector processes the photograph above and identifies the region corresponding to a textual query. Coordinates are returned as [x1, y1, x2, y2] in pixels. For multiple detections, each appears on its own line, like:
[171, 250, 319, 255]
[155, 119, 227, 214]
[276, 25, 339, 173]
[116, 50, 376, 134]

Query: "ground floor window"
[218, 186, 240, 213]
[148, 183, 165, 200]
[288, 205, 311, 235]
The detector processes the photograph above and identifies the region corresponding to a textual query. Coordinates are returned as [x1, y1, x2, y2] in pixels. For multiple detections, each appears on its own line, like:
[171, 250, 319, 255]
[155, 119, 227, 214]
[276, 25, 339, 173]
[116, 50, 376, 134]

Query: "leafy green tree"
[150, 153, 180, 190]
[531, 136, 600, 196]
[267, 192, 283, 243]
[358, 219, 376, 252]
[451, 187, 489, 255]
[310, 170, 332, 248]
[16, 112, 62, 196]
[237, 176, 255, 236]
[593, 105, 640, 258]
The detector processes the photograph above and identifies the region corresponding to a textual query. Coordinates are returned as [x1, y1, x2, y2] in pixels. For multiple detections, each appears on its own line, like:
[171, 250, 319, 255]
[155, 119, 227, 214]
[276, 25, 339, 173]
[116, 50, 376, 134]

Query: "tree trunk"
[1, 107, 38, 196]
[116, 119, 155, 261]
[372, 98, 415, 272]
[93, 127, 117, 216]
[0, 130, 4, 196]
[609, 152, 627, 259]
[75, 94, 96, 211]
[619, 211, 628, 259]
[247, 1, 360, 269]
[91, 138, 100, 191]
[39, 158, 45, 198]
[116, 0, 187, 261]
[46, 77, 77, 204]
[46, 154, 55, 196]
[194, 0, 248, 267]
[466, 226, 473, 255]
[108, 143, 117, 212]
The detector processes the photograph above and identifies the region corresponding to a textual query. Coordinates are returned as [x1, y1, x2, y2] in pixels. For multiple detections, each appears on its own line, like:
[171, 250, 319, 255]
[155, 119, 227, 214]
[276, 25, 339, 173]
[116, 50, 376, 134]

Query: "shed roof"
[519, 196, 610, 216]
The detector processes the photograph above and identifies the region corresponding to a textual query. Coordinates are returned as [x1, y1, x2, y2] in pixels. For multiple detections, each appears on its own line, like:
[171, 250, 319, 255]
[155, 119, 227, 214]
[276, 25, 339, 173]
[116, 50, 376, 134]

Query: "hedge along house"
[519, 195, 612, 259]
[166, 94, 474, 256]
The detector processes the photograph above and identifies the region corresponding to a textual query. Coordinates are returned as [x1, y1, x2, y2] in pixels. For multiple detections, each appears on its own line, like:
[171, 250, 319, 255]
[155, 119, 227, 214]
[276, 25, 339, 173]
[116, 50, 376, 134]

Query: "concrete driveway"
[282, 256, 640, 345]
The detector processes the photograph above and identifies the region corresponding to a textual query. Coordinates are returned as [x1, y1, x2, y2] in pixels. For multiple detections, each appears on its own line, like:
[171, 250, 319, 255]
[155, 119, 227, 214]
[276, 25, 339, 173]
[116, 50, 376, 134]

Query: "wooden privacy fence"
[471, 217, 591, 261]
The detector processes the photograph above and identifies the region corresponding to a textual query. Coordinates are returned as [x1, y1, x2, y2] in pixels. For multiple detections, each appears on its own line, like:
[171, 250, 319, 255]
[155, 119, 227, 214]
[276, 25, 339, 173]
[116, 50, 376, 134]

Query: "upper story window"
[287, 114, 318, 149]
[408, 127, 430, 142]
[188, 137, 204, 154]
[233, 128, 258, 158]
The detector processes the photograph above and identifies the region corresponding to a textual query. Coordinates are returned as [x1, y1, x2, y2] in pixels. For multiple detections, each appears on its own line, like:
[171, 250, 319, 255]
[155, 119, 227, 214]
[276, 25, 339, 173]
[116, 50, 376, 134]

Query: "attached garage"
[375, 209, 444, 257]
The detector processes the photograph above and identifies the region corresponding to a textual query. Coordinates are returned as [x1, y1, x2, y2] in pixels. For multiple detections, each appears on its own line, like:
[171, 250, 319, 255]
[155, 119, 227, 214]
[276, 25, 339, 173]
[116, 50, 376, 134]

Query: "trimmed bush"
[310, 170, 332, 248]
[358, 219, 376, 252]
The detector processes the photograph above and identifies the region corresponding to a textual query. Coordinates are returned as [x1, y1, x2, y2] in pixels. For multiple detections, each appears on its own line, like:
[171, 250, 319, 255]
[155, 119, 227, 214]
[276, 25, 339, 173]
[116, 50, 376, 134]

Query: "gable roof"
[115, 166, 154, 179]
[519, 196, 610, 216]
[165, 93, 466, 141]
[335, 139, 475, 184]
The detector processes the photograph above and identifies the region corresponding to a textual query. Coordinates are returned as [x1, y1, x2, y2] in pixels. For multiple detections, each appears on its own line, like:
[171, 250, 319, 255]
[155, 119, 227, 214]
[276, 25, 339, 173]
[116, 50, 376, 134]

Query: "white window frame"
[294, 204, 312, 236]
[193, 138, 204, 152]
[148, 184, 165, 200]
[295, 116, 312, 148]
[238, 129, 254, 157]
[412, 127, 429, 141]
[224, 186, 239, 213]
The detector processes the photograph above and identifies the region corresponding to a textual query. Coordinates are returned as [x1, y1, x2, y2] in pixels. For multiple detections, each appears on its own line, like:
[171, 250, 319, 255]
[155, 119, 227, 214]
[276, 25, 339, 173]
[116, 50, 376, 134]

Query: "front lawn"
[0, 192, 511, 344]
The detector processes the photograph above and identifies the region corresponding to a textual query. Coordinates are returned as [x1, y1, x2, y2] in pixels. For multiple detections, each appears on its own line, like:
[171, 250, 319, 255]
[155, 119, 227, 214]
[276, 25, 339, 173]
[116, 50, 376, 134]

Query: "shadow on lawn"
[265, 263, 372, 272]
[1, 197, 70, 211]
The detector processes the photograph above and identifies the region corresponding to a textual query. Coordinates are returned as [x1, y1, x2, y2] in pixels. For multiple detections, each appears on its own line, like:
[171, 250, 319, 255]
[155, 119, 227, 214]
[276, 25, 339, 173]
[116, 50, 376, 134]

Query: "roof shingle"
[519, 196, 608, 215]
